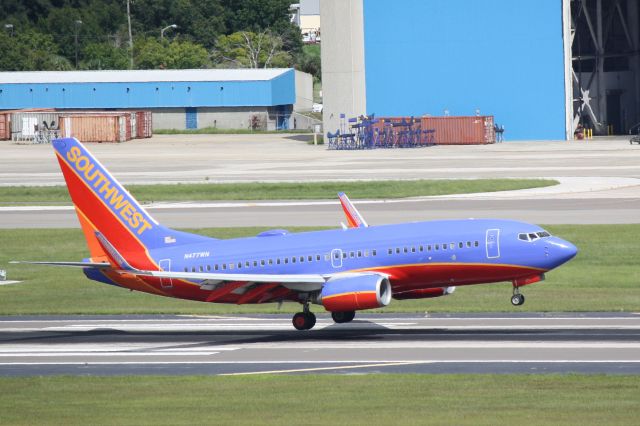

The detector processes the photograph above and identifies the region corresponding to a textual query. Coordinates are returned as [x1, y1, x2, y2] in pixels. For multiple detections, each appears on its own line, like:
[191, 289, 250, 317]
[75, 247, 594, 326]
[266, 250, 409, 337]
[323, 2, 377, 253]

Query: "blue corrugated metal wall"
[363, 0, 567, 140]
[0, 69, 296, 110]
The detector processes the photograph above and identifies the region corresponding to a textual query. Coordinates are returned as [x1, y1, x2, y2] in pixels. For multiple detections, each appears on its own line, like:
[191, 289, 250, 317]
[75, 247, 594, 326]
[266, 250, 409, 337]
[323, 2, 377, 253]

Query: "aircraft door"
[159, 259, 173, 288]
[331, 249, 343, 268]
[486, 229, 500, 259]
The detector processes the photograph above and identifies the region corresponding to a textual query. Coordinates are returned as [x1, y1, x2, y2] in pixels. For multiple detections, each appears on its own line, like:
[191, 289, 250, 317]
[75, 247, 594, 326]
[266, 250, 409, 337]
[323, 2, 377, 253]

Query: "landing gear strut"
[511, 287, 525, 306]
[331, 311, 356, 324]
[292, 301, 316, 330]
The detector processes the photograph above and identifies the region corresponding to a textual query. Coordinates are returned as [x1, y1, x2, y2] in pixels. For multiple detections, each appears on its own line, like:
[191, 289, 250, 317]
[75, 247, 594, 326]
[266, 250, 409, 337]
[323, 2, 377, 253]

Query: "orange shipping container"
[0, 113, 10, 140]
[60, 115, 129, 143]
[136, 111, 153, 138]
[421, 116, 495, 145]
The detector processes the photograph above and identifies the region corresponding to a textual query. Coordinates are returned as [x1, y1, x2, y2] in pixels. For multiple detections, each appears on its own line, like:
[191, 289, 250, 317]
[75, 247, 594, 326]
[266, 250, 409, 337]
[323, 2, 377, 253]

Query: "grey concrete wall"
[320, 0, 366, 134]
[294, 70, 314, 112]
[151, 107, 275, 130]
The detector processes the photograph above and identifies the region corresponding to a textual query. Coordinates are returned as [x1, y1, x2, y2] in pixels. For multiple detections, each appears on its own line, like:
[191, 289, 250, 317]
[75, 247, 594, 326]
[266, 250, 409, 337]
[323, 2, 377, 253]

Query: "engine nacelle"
[393, 287, 456, 300]
[318, 274, 392, 312]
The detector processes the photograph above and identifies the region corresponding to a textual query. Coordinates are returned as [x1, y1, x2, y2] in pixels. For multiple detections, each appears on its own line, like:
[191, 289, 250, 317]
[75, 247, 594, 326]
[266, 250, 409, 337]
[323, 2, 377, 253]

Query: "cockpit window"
[519, 231, 551, 242]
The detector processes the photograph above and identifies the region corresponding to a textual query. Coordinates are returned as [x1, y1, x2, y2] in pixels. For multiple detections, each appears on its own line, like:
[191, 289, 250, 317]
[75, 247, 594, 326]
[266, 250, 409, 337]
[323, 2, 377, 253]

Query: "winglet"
[338, 192, 368, 228]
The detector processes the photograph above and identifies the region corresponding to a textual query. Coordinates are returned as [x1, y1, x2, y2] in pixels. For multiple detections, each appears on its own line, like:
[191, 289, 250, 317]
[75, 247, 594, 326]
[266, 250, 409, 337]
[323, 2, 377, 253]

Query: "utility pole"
[74, 20, 82, 70]
[126, 0, 134, 69]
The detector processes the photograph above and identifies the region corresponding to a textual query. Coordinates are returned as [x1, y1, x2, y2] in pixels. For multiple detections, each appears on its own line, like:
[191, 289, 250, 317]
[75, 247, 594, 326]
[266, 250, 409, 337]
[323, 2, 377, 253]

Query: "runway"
[1, 197, 638, 227]
[1, 313, 639, 376]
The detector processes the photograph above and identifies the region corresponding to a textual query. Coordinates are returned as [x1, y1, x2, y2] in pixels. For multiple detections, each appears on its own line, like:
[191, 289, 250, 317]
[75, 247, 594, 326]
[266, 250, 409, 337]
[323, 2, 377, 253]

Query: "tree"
[213, 30, 292, 68]
[134, 36, 210, 69]
[81, 42, 129, 70]
[0, 30, 71, 71]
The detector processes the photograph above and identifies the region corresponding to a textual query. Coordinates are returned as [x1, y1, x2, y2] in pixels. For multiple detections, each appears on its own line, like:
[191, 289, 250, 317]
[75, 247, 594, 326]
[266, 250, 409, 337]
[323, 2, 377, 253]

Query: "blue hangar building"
[321, 0, 640, 140]
[0, 68, 314, 130]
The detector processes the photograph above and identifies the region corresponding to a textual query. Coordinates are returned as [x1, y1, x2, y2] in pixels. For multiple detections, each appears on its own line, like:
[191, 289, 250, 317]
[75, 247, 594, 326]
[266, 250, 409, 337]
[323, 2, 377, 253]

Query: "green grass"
[1, 224, 638, 315]
[0, 179, 557, 205]
[0, 375, 638, 425]
[154, 127, 311, 134]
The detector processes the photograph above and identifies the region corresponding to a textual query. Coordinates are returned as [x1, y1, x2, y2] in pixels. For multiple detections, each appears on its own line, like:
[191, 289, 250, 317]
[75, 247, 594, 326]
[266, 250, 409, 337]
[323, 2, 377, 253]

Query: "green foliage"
[297, 44, 322, 80]
[135, 36, 210, 69]
[0, 29, 71, 71]
[0, 0, 300, 71]
[81, 41, 129, 70]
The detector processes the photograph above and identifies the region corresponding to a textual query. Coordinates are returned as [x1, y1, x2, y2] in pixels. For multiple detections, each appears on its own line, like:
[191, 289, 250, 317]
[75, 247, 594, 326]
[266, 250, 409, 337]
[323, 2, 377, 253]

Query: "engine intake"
[319, 274, 392, 312]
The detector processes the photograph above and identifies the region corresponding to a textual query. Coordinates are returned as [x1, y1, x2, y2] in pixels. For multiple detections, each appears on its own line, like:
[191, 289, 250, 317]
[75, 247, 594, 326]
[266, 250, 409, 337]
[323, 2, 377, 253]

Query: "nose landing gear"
[292, 301, 316, 330]
[511, 287, 525, 306]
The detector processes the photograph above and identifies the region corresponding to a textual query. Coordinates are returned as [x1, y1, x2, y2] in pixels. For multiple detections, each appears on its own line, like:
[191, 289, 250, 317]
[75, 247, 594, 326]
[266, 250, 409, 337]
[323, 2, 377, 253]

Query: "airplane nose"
[547, 237, 578, 267]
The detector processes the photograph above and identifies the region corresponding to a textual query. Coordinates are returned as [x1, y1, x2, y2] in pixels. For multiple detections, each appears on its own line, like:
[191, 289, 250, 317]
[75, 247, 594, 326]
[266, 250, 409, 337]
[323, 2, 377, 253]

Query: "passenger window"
[428, 245, 432, 251]
[308, 255, 313, 262]
[245, 261, 250, 268]
[411, 247, 416, 253]
[403, 247, 408, 253]
[316, 255, 321, 261]
[276, 259, 281, 265]
[260, 260, 265, 266]
[300, 257, 304, 263]
[357, 251, 362, 257]
[467, 241, 471, 248]
[435, 244, 439, 250]
[419, 246, 424, 252]
[184, 267, 188, 272]
[450, 243, 455, 250]
[364, 250, 369, 257]
[237, 263, 242, 269]
[229, 264, 234, 270]
[372, 249, 377, 256]
[253, 261, 258, 267]
[474, 241, 479, 247]
[442, 244, 447, 251]
[292, 257, 296, 263]
[396, 248, 401, 254]
[222, 264, 227, 270]
[459, 242, 463, 249]
[215, 264, 219, 271]
[349, 252, 355, 258]
[284, 258, 289, 264]
[269, 259, 273, 265]
[191, 267, 196, 272]
[324, 254, 330, 261]
[388, 248, 393, 255]
[342, 252, 347, 259]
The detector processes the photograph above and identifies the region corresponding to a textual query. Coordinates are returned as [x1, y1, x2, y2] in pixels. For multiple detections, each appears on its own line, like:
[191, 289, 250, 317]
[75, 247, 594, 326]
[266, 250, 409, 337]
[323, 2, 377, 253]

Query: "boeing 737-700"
[13, 138, 578, 330]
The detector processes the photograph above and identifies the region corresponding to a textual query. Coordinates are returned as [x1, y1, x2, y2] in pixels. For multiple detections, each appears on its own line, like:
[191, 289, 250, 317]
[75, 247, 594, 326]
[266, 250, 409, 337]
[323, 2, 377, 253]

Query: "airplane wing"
[133, 269, 327, 285]
[338, 192, 368, 228]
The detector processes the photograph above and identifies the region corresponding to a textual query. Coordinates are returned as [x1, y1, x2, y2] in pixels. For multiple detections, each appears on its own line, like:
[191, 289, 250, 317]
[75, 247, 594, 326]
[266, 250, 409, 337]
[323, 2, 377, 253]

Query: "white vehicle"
[312, 103, 323, 113]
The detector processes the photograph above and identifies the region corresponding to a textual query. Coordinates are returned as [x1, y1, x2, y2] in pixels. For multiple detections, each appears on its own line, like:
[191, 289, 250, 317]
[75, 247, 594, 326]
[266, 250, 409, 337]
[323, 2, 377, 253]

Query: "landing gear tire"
[331, 311, 356, 324]
[292, 312, 316, 330]
[511, 294, 525, 306]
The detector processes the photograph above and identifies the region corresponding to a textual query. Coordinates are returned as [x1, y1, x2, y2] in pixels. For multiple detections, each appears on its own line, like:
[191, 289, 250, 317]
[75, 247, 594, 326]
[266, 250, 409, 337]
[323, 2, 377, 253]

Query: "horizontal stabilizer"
[10, 261, 110, 269]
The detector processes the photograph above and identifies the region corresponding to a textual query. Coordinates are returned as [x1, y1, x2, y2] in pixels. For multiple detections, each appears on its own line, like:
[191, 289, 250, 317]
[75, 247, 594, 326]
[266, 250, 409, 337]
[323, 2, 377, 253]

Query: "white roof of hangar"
[0, 68, 292, 84]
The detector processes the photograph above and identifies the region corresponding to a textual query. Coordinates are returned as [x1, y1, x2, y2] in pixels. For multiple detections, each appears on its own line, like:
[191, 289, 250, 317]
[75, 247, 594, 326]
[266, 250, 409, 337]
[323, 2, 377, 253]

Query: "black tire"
[331, 311, 356, 323]
[511, 294, 524, 306]
[292, 312, 308, 330]
[305, 312, 317, 329]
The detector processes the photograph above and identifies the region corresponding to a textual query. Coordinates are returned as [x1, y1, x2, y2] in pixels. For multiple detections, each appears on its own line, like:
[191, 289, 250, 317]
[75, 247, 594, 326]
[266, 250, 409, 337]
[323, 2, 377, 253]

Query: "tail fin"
[52, 138, 210, 269]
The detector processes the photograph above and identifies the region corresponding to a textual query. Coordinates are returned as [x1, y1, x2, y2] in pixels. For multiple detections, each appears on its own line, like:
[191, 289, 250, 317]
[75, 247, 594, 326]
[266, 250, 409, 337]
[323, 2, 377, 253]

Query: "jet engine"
[318, 274, 392, 312]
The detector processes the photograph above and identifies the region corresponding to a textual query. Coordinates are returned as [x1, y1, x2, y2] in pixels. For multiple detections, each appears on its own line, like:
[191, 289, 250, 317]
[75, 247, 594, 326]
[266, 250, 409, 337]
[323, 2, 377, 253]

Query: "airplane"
[13, 137, 578, 330]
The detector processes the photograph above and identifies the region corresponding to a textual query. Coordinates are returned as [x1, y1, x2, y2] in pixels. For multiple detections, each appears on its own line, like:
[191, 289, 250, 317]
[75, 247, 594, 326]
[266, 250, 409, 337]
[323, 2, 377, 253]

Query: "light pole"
[74, 20, 82, 69]
[4, 24, 13, 37]
[161, 24, 178, 39]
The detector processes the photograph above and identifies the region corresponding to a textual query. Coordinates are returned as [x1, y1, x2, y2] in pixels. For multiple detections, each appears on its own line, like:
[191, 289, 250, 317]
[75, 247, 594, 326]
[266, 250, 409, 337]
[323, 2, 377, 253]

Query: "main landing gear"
[292, 302, 316, 330]
[511, 287, 525, 306]
[331, 311, 356, 324]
